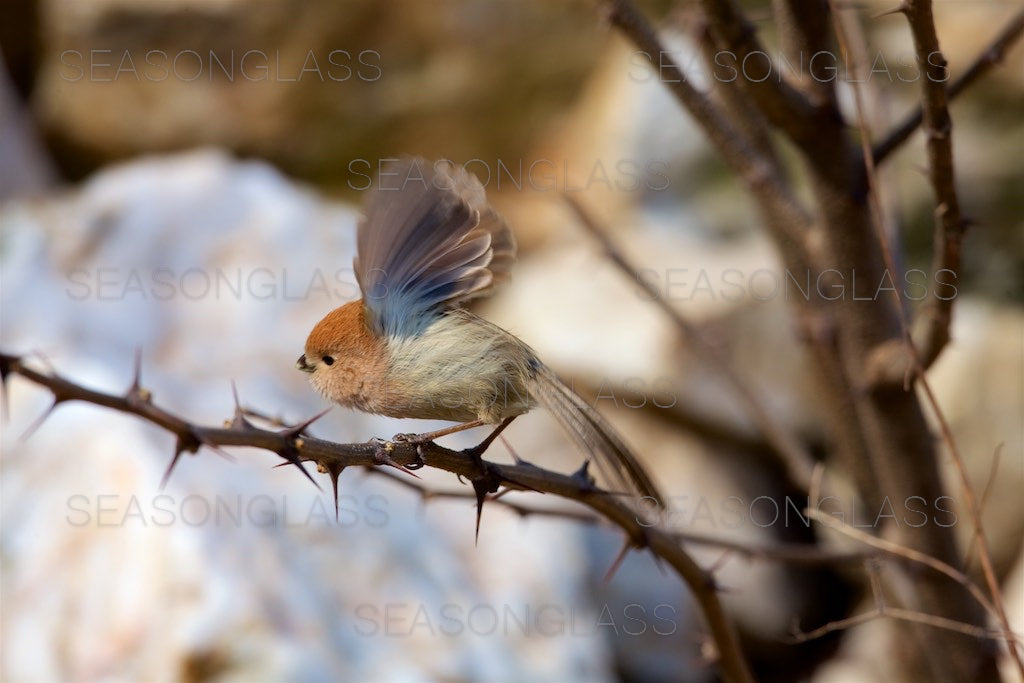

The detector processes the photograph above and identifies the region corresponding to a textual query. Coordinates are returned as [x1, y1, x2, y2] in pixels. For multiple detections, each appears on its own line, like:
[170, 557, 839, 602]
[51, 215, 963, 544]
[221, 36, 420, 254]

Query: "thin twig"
[602, 0, 815, 257]
[564, 194, 817, 493]
[868, 7, 1024, 386]
[963, 444, 1002, 575]
[804, 507, 1000, 622]
[791, 569, 1011, 644]
[873, 7, 1024, 164]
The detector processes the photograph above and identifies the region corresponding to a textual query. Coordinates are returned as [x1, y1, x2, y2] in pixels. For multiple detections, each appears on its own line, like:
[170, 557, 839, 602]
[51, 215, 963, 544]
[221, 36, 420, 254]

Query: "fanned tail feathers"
[529, 364, 664, 507]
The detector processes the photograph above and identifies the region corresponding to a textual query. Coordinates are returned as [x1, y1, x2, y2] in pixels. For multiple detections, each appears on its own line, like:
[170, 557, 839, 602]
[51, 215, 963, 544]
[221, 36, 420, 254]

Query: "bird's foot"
[392, 432, 425, 444]
[391, 419, 487, 446]
[368, 437, 422, 476]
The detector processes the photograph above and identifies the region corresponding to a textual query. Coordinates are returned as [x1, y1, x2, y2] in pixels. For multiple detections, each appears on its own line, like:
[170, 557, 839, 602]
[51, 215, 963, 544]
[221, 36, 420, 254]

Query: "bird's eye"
[322, 355, 335, 366]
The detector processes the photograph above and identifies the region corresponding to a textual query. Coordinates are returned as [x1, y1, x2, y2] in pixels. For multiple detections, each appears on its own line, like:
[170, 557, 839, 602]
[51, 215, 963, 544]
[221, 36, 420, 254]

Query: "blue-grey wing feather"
[354, 158, 515, 338]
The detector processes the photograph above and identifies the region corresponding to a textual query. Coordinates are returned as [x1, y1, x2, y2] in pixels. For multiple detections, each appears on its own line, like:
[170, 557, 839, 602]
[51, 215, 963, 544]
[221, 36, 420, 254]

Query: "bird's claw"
[369, 437, 421, 478]
[385, 434, 426, 468]
[392, 432, 420, 444]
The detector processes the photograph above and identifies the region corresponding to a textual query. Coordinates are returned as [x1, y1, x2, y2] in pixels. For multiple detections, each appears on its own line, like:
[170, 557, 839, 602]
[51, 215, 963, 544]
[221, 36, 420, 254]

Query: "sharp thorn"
[230, 412, 259, 432]
[276, 446, 321, 490]
[332, 471, 341, 522]
[202, 441, 236, 462]
[381, 454, 422, 478]
[282, 407, 332, 440]
[571, 460, 595, 488]
[124, 350, 151, 404]
[131, 348, 142, 390]
[631, 525, 667, 575]
[602, 536, 634, 584]
[472, 478, 489, 545]
[499, 434, 535, 467]
[371, 438, 421, 478]
[160, 448, 185, 490]
[17, 399, 60, 443]
[160, 433, 201, 490]
[318, 461, 346, 523]
[0, 380, 9, 425]
[229, 411, 258, 432]
[294, 461, 321, 490]
[470, 469, 501, 545]
[464, 415, 515, 459]
[226, 381, 262, 431]
[0, 353, 17, 423]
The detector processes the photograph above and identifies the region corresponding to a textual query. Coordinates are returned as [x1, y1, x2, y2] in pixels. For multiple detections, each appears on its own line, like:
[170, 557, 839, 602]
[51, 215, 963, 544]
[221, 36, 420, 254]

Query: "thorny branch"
[366, 468, 874, 567]
[1, 351, 755, 683]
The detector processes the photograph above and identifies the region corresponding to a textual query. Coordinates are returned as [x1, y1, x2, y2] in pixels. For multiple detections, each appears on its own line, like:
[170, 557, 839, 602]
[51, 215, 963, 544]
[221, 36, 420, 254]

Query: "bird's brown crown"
[304, 299, 382, 360]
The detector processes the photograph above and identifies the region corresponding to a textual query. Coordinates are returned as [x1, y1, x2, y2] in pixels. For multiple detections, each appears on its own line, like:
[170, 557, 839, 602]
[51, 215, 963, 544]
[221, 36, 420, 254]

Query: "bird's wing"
[354, 157, 515, 338]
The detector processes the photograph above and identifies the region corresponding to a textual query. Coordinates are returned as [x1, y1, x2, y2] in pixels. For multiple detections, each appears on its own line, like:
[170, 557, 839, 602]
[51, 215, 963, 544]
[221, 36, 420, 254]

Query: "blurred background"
[1, 1, 1022, 681]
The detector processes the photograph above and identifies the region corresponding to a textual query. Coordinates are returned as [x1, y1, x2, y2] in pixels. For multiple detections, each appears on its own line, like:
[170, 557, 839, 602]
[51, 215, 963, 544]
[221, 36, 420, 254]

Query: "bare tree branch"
[609, 0, 1010, 676]
[564, 194, 818, 493]
[828, 4, 1024, 676]
[698, 0, 841, 157]
[872, 7, 1024, 165]
[868, 6, 1024, 387]
[602, 0, 816, 259]
[805, 507, 1000, 623]
[688, 11, 780, 166]
[1, 351, 754, 683]
[825, 2, 1024, 675]
[772, 0, 838, 110]
[790, 559, 1013, 644]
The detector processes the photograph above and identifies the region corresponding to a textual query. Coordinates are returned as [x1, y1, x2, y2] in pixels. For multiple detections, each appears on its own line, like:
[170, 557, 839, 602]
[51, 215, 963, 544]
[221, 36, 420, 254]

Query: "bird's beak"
[296, 354, 315, 373]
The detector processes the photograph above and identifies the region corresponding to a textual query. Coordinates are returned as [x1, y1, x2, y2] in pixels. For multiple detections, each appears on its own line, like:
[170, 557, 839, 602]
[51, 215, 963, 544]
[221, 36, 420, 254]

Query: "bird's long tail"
[528, 363, 664, 507]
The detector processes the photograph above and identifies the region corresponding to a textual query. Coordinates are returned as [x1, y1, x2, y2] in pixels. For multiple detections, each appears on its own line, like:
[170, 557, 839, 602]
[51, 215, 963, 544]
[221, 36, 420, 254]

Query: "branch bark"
[603, 0, 816, 260]
[872, 7, 1024, 165]
[604, 0, 1007, 679]
[867, 5, 1024, 386]
[698, 0, 843, 159]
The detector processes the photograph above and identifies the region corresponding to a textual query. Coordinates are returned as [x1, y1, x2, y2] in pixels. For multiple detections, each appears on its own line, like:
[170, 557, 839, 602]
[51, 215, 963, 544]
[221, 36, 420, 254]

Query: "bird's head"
[297, 300, 384, 403]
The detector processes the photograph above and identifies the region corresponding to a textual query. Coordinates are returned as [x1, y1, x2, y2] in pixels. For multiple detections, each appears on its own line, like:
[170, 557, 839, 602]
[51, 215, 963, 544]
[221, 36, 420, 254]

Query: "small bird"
[297, 157, 663, 506]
